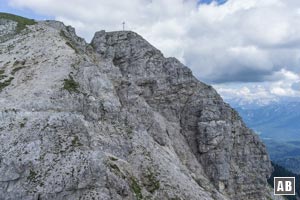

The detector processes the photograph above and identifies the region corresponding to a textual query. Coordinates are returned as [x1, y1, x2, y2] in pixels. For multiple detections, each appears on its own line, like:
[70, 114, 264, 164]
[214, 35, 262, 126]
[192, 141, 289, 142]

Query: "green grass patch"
[107, 160, 126, 179]
[130, 177, 143, 200]
[65, 41, 78, 53]
[60, 30, 68, 39]
[60, 30, 79, 54]
[144, 170, 160, 193]
[63, 75, 79, 93]
[11, 66, 24, 75]
[71, 135, 83, 147]
[0, 74, 7, 80]
[20, 122, 25, 128]
[108, 162, 121, 172]
[27, 169, 37, 181]
[0, 12, 36, 33]
[19, 118, 27, 128]
[13, 60, 25, 67]
[109, 156, 118, 161]
[0, 77, 14, 92]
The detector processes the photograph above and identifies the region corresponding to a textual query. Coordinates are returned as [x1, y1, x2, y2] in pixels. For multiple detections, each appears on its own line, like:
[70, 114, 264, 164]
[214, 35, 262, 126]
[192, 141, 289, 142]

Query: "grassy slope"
[0, 12, 36, 33]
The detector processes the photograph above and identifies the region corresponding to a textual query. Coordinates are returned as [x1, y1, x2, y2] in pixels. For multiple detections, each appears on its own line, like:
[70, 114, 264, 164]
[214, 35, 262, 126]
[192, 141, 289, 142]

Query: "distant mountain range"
[228, 99, 300, 174]
[234, 100, 300, 141]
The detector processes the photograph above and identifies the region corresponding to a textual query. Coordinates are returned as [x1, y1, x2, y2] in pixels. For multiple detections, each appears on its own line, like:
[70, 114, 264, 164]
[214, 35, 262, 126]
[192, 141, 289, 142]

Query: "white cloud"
[267, 68, 299, 81]
[7, 0, 300, 101]
[214, 84, 279, 105]
[214, 69, 300, 105]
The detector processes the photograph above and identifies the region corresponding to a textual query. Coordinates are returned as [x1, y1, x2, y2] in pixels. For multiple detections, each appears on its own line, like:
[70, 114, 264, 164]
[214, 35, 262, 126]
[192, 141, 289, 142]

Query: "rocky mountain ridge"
[0, 13, 280, 200]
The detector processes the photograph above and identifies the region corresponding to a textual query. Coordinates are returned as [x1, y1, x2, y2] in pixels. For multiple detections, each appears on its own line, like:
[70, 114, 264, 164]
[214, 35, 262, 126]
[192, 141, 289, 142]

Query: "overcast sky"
[2, 0, 300, 104]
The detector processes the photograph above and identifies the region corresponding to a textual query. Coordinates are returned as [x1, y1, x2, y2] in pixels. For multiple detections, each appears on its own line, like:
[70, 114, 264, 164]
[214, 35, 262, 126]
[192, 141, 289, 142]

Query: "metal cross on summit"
[122, 22, 125, 31]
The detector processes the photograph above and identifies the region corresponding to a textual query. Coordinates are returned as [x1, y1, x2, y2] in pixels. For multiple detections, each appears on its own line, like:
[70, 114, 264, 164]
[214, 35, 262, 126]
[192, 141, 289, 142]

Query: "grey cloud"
[8, 0, 300, 84]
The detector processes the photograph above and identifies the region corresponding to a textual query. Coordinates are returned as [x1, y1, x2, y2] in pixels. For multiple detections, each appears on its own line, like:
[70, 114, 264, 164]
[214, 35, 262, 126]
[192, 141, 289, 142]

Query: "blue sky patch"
[0, 0, 51, 20]
[198, 0, 227, 5]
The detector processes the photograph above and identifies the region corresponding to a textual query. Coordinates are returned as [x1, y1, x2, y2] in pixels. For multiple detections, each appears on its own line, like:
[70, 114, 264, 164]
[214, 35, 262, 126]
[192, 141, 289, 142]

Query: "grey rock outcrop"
[0, 15, 279, 200]
[0, 19, 17, 39]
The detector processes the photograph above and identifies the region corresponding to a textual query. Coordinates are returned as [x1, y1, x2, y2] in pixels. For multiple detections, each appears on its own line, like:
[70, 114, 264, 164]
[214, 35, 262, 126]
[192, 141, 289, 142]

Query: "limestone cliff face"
[0, 14, 278, 200]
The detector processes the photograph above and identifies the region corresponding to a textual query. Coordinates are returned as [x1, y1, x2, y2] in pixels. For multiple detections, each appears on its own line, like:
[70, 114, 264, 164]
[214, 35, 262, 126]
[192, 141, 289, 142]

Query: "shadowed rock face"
[0, 15, 276, 200]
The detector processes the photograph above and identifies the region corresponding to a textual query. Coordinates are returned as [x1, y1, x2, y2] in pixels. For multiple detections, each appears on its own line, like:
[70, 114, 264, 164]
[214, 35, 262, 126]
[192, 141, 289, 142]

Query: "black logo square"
[274, 177, 295, 195]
